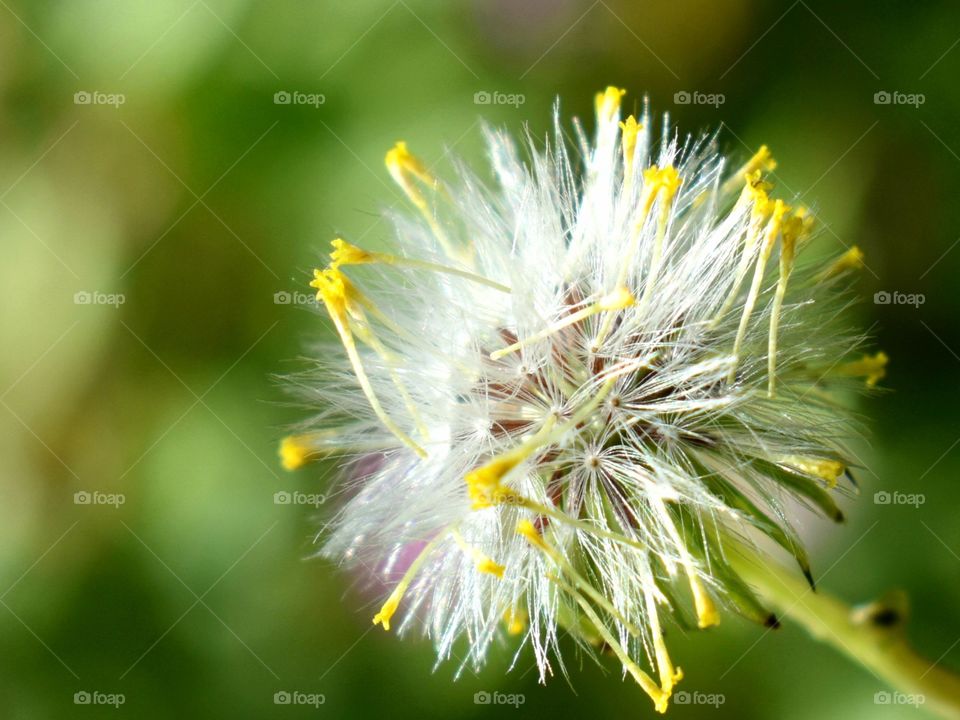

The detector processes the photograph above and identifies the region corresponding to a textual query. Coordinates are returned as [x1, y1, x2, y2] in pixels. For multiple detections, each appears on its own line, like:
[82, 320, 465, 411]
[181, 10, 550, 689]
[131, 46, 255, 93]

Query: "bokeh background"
[2, 1, 959, 717]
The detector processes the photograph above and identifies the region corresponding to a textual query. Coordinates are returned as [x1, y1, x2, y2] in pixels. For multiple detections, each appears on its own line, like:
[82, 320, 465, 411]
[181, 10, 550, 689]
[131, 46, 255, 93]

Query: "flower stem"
[729, 545, 960, 719]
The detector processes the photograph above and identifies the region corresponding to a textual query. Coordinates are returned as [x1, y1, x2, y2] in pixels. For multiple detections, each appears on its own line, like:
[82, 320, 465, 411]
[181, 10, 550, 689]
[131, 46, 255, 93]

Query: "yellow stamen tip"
[863, 351, 889, 387]
[309, 266, 347, 311]
[750, 145, 777, 173]
[385, 140, 435, 188]
[279, 435, 312, 471]
[781, 208, 813, 253]
[697, 605, 721, 629]
[384, 140, 411, 172]
[692, 580, 720, 628]
[595, 86, 626, 122]
[372, 589, 402, 631]
[819, 245, 866, 282]
[744, 171, 774, 213]
[517, 519, 548, 551]
[503, 608, 527, 635]
[619, 115, 641, 173]
[465, 456, 520, 509]
[598, 286, 635, 311]
[782, 455, 846, 487]
[643, 165, 682, 201]
[330, 238, 376, 267]
[477, 558, 506, 578]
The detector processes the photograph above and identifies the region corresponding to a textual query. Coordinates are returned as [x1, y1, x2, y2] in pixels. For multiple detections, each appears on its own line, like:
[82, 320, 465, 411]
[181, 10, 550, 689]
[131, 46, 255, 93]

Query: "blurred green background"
[1, 1, 959, 717]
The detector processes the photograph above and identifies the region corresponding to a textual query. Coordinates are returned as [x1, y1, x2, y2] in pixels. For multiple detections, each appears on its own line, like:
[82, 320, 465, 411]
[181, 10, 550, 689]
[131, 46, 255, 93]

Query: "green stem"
[729, 546, 960, 720]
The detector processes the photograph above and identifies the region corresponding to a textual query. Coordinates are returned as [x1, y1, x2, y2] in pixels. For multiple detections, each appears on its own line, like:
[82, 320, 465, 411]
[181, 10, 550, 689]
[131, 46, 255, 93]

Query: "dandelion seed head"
[280, 87, 884, 712]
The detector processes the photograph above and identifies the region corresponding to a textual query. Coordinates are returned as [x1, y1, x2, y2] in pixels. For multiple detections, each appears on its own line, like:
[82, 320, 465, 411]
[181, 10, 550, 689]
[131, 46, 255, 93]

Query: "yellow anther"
[385, 140, 436, 192]
[836, 351, 888, 388]
[311, 265, 427, 458]
[643, 165, 681, 203]
[817, 245, 865, 282]
[466, 385, 613, 511]
[745, 173, 773, 217]
[451, 528, 506, 578]
[728, 199, 790, 383]
[712, 175, 778, 328]
[782, 205, 814, 246]
[620, 115, 641, 179]
[517, 519, 549, 551]
[503, 607, 527, 635]
[477, 558, 506, 578]
[597, 164, 682, 340]
[651, 496, 720, 630]
[330, 238, 377, 267]
[643, 587, 683, 696]
[465, 413, 566, 508]
[598, 286, 635, 311]
[692, 583, 720, 628]
[372, 586, 403, 631]
[595, 86, 626, 123]
[279, 435, 315, 471]
[746, 144, 777, 174]
[633, 165, 683, 316]
[723, 145, 777, 195]
[385, 141, 457, 259]
[310, 266, 348, 314]
[466, 456, 522, 509]
[372, 530, 448, 631]
[768, 206, 811, 397]
[781, 456, 846, 487]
